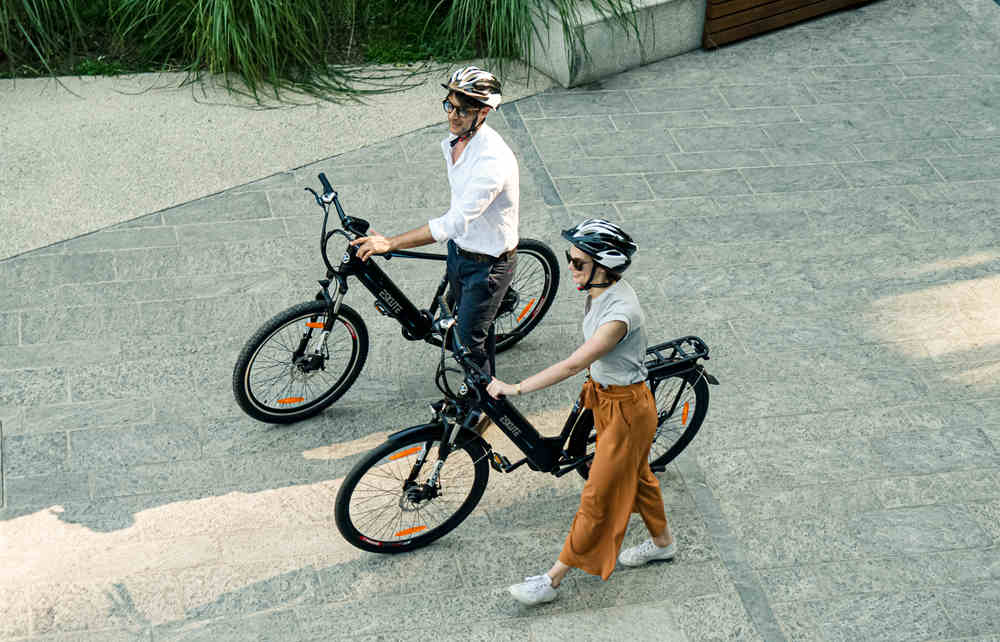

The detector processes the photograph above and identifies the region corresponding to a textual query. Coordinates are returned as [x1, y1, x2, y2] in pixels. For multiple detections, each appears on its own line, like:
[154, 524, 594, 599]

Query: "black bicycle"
[334, 297, 719, 553]
[232, 173, 560, 424]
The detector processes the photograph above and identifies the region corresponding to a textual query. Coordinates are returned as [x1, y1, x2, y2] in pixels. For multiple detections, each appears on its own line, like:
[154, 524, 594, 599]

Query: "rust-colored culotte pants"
[558, 378, 667, 580]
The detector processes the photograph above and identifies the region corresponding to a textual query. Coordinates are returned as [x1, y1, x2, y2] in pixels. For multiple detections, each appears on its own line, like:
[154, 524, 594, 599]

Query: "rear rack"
[645, 335, 710, 380]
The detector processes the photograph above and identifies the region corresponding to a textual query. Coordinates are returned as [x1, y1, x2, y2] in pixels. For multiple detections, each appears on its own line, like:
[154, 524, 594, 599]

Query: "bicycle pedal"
[490, 452, 512, 472]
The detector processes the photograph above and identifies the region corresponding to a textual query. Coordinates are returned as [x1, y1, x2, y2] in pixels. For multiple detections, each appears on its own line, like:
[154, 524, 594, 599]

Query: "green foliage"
[0, 0, 640, 97]
[438, 0, 640, 73]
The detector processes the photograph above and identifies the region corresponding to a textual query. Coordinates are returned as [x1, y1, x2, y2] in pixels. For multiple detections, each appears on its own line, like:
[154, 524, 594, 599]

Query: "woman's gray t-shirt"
[583, 280, 648, 386]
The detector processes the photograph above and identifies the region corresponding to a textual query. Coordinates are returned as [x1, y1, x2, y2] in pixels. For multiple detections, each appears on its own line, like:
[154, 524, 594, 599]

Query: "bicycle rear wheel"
[335, 427, 490, 554]
[494, 239, 559, 353]
[232, 300, 368, 424]
[567, 370, 709, 479]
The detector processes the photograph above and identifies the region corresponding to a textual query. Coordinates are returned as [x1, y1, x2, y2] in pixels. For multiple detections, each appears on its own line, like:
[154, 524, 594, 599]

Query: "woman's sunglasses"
[565, 250, 591, 271]
[442, 99, 478, 118]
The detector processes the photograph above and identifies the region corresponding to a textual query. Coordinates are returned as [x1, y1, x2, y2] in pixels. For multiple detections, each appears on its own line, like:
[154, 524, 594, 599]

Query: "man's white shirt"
[428, 123, 519, 257]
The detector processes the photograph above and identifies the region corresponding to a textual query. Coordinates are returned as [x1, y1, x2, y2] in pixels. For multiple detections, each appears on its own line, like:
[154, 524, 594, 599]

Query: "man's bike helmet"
[442, 66, 502, 109]
[562, 219, 638, 290]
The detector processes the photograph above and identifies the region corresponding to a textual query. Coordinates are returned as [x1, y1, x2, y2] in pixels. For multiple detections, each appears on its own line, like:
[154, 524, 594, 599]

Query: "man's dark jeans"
[446, 240, 517, 377]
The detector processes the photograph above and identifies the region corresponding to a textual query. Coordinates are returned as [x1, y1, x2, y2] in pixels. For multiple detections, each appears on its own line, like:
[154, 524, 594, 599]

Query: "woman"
[486, 219, 676, 606]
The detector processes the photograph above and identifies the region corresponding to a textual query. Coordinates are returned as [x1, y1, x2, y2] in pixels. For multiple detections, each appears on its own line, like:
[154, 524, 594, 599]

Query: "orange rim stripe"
[305, 322, 324, 328]
[388, 446, 422, 461]
[516, 298, 537, 323]
[395, 525, 427, 537]
[278, 397, 305, 405]
[681, 402, 689, 425]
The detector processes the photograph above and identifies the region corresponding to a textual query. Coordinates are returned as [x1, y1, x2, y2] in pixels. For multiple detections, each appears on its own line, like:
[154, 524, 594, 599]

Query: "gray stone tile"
[610, 111, 710, 130]
[949, 137, 1000, 155]
[938, 581, 1000, 638]
[669, 150, 770, 170]
[616, 197, 717, 219]
[4, 471, 90, 508]
[765, 117, 955, 146]
[898, 76, 1000, 100]
[807, 79, 905, 103]
[174, 219, 287, 245]
[937, 547, 1000, 585]
[531, 134, 587, 163]
[577, 130, 679, 156]
[668, 591, 763, 642]
[741, 165, 847, 193]
[702, 107, 801, 126]
[671, 125, 771, 152]
[180, 561, 321, 620]
[763, 144, 863, 165]
[814, 591, 957, 642]
[530, 600, 689, 641]
[0, 253, 116, 291]
[871, 426, 999, 474]
[69, 423, 201, 469]
[3, 430, 68, 476]
[628, 87, 726, 112]
[838, 41, 935, 64]
[793, 102, 893, 123]
[807, 64, 904, 82]
[720, 84, 816, 107]
[847, 505, 993, 556]
[872, 469, 1000, 509]
[535, 91, 637, 116]
[855, 139, 958, 160]
[20, 304, 141, 345]
[62, 227, 179, 254]
[522, 115, 616, 137]
[645, 170, 751, 198]
[931, 154, 1000, 181]
[0, 311, 16, 345]
[759, 554, 947, 603]
[546, 155, 671, 178]
[161, 192, 272, 226]
[0, 367, 68, 407]
[838, 159, 942, 187]
[552, 175, 653, 204]
[154, 608, 300, 641]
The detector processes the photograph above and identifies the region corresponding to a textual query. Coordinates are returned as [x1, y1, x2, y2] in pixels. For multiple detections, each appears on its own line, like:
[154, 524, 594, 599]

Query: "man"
[351, 66, 519, 426]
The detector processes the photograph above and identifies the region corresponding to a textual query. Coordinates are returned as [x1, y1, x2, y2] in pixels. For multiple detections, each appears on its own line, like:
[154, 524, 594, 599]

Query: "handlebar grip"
[318, 173, 333, 195]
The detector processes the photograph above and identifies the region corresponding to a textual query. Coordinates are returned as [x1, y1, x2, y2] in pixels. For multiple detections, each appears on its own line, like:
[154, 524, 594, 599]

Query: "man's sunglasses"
[565, 250, 591, 271]
[442, 99, 478, 118]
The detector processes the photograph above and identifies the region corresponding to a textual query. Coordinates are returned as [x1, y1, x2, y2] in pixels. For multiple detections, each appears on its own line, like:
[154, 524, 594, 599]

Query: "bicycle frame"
[310, 177, 453, 344]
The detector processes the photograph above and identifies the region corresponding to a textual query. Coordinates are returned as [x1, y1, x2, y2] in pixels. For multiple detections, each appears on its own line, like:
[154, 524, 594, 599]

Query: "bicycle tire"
[232, 300, 369, 424]
[494, 239, 560, 353]
[335, 427, 489, 554]
[567, 370, 709, 480]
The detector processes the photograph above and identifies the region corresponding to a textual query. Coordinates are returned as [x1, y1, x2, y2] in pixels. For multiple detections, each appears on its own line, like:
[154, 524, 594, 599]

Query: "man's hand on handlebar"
[350, 233, 391, 261]
[486, 377, 518, 400]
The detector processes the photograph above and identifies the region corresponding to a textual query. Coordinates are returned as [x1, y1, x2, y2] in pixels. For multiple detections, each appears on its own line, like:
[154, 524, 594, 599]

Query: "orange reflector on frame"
[516, 298, 537, 322]
[305, 322, 324, 328]
[395, 525, 427, 537]
[278, 397, 305, 405]
[388, 446, 422, 461]
[681, 402, 689, 425]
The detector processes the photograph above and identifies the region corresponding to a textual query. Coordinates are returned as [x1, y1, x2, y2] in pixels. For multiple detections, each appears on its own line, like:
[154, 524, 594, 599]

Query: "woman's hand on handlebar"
[487, 377, 518, 400]
[350, 233, 391, 261]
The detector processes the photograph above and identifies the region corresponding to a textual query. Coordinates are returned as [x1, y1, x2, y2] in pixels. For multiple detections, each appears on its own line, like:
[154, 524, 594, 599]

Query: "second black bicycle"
[232, 173, 560, 424]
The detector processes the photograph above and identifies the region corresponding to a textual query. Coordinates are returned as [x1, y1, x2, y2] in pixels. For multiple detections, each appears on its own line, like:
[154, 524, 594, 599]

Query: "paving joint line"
[675, 454, 787, 642]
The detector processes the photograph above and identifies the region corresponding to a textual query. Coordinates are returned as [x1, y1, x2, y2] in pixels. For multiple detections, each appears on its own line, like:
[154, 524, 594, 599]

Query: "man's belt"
[455, 245, 516, 263]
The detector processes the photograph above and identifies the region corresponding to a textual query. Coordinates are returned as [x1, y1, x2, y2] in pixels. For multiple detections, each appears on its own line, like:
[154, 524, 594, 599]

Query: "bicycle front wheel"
[232, 300, 369, 424]
[335, 427, 489, 554]
[494, 239, 559, 353]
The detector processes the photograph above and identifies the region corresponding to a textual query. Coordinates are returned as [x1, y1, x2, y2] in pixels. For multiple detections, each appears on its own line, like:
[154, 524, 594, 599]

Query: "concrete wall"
[529, 0, 707, 87]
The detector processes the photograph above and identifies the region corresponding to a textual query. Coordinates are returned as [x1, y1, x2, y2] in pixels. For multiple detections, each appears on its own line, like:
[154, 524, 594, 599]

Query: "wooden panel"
[704, 0, 873, 48]
[707, 0, 790, 19]
[710, 0, 840, 30]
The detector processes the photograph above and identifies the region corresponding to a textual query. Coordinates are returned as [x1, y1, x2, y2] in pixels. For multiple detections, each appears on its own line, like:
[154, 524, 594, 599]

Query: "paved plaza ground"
[2, 0, 1000, 639]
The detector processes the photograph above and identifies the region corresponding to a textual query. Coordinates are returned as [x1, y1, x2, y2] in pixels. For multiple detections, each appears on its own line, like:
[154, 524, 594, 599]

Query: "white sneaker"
[618, 538, 677, 567]
[508, 574, 558, 605]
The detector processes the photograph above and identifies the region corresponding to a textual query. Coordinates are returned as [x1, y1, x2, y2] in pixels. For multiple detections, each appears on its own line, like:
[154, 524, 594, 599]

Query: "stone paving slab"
[3, 0, 1000, 639]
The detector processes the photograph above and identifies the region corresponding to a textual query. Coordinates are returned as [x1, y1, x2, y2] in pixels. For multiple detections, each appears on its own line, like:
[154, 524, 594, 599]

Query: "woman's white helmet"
[562, 219, 638, 273]
[442, 66, 502, 109]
